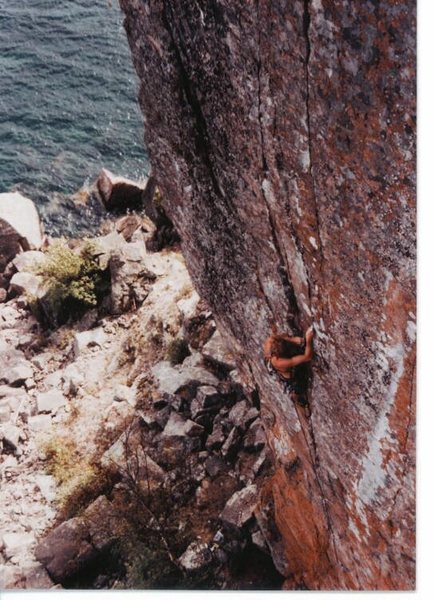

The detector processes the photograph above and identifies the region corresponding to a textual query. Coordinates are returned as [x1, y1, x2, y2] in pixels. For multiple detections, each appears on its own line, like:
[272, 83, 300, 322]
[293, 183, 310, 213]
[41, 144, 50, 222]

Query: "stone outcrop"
[120, 0, 416, 590]
[0, 193, 44, 281]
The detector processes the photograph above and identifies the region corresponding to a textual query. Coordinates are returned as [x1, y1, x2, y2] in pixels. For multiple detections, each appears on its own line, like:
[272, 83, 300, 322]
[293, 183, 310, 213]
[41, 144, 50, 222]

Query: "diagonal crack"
[255, 0, 300, 329]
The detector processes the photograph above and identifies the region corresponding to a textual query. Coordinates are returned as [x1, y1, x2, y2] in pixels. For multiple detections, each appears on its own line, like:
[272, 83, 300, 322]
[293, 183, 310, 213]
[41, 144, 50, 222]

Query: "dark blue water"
[0, 0, 148, 235]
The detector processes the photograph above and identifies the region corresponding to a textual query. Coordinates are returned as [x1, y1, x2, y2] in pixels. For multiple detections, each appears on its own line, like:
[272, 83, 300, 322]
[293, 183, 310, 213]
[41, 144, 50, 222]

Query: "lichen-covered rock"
[121, 0, 416, 590]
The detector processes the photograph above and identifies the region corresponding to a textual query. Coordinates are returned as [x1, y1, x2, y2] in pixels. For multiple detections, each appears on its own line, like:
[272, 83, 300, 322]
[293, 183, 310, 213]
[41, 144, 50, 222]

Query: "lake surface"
[0, 0, 149, 235]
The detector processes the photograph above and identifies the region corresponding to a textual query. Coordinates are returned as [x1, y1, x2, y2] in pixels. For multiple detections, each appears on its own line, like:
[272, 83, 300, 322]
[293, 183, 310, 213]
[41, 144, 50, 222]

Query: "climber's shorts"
[264, 359, 306, 402]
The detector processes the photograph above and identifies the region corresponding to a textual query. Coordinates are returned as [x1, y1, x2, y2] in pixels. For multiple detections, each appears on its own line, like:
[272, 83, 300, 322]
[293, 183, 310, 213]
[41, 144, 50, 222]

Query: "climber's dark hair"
[269, 335, 302, 359]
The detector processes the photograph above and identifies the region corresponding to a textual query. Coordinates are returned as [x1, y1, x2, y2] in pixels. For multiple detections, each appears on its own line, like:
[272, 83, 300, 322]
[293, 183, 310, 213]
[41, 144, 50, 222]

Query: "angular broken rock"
[228, 400, 259, 429]
[73, 327, 107, 357]
[243, 420, 267, 452]
[151, 360, 218, 396]
[28, 414, 52, 433]
[8, 271, 44, 298]
[112, 383, 136, 406]
[108, 241, 155, 315]
[36, 389, 66, 415]
[62, 363, 84, 396]
[201, 329, 236, 371]
[220, 485, 258, 530]
[162, 412, 204, 438]
[11, 250, 46, 273]
[0, 192, 44, 273]
[0, 402, 11, 423]
[178, 540, 213, 572]
[0, 423, 21, 450]
[205, 423, 225, 451]
[0, 350, 33, 386]
[101, 428, 166, 491]
[34, 517, 98, 583]
[1, 532, 36, 560]
[220, 426, 242, 460]
[96, 168, 149, 211]
[83, 495, 119, 552]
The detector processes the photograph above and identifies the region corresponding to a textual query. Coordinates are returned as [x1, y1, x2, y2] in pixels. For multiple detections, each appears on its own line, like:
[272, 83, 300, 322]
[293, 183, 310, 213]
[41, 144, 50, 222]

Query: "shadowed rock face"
[119, 0, 416, 590]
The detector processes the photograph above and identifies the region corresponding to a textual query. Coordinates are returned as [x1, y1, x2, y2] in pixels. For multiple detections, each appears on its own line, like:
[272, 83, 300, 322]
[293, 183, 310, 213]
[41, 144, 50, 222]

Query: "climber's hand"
[305, 326, 314, 343]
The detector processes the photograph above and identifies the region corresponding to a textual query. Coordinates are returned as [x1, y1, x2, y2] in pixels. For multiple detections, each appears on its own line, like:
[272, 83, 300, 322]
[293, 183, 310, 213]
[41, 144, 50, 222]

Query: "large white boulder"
[0, 193, 44, 273]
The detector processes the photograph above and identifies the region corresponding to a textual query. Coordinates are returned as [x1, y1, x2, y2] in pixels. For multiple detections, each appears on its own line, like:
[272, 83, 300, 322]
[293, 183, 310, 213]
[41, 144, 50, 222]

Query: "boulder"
[204, 455, 228, 479]
[115, 214, 157, 243]
[34, 474, 57, 503]
[162, 412, 204, 438]
[243, 420, 267, 452]
[96, 168, 151, 211]
[228, 401, 259, 430]
[205, 423, 225, 451]
[0, 423, 21, 450]
[178, 540, 213, 572]
[220, 426, 242, 460]
[108, 241, 156, 315]
[34, 517, 98, 583]
[0, 402, 11, 423]
[112, 383, 136, 406]
[27, 414, 52, 433]
[0, 192, 44, 274]
[83, 496, 119, 552]
[62, 363, 84, 395]
[151, 361, 219, 396]
[12, 250, 46, 273]
[101, 427, 166, 491]
[73, 327, 107, 357]
[93, 231, 128, 270]
[176, 290, 200, 321]
[1, 532, 35, 560]
[220, 485, 258, 530]
[8, 271, 44, 298]
[0, 347, 33, 386]
[36, 390, 66, 415]
[201, 329, 236, 371]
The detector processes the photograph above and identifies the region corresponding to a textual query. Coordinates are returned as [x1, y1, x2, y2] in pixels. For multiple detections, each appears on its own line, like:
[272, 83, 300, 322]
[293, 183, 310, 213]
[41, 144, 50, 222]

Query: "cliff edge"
[119, 0, 416, 589]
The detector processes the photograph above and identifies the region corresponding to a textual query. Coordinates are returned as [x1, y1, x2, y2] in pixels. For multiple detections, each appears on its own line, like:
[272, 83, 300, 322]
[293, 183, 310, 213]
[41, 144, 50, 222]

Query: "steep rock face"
[120, 0, 416, 590]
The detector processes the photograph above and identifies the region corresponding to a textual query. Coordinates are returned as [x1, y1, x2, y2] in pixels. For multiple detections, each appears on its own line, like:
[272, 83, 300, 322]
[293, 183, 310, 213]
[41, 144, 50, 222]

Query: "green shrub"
[34, 241, 109, 327]
[41, 434, 116, 520]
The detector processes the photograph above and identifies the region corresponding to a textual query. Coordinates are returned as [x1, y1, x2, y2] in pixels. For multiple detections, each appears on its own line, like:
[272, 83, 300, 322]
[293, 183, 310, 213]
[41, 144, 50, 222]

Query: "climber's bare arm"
[271, 327, 314, 369]
[263, 337, 273, 359]
[281, 335, 304, 346]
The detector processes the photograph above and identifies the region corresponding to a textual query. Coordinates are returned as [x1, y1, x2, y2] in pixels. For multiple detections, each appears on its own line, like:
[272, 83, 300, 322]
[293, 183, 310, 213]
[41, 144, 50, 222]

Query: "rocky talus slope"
[0, 193, 282, 590]
[120, 0, 416, 590]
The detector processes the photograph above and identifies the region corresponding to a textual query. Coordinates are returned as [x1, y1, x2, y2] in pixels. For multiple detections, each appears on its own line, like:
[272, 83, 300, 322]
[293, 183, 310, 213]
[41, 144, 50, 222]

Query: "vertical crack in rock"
[255, 0, 300, 328]
[162, 1, 225, 203]
[302, 0, 325, 266]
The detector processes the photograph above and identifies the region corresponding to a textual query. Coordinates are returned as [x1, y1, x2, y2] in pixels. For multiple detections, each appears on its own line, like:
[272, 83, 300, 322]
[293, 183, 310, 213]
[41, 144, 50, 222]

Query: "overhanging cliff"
[119, 0, 416, 590]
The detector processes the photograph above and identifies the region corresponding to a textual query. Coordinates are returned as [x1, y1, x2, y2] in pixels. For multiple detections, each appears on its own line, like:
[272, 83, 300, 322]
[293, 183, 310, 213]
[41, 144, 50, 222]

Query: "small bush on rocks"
[41, 435, 116, 520]
[33, 240, 109, 327]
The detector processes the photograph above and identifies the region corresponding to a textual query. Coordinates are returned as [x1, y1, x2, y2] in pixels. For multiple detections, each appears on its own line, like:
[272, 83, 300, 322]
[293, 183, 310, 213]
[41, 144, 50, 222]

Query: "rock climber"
[263, 325, 314, 417]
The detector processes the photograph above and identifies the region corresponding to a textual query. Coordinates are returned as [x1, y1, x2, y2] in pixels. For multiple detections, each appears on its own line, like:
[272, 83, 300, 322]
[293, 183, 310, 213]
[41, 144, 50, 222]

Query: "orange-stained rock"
[120, 0, 415, 590]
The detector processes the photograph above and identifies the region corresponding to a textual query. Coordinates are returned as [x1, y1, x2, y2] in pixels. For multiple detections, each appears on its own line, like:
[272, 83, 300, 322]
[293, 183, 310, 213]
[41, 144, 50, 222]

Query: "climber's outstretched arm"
[263, 336, 273, 359]
[271, 327, 314, 369]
